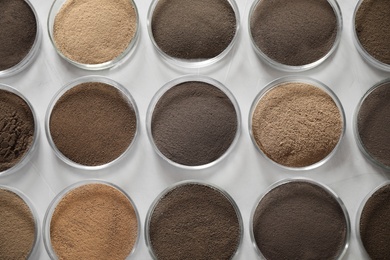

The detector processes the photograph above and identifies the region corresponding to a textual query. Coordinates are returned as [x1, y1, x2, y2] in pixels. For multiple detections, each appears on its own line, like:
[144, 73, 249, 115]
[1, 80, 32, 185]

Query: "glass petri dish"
[248, 0, 343, 72]
[0, 0, 42, 78]
[250, 178, 350, 260]
[147, 0, 240, 68]
[45, 76, 139, 170]
[352, 0, 390, 71]
[43, 180, 140, 260]
[356, 181, 390, 259]
[0, 84, 39, 177]
[248, 76, 346, 171]
[47, 0, 139, 70]
[354, 78, 390, 171]
[0, 185, 40, 259]
[145, 180, 243, 259]
[146, 75, 241, 170]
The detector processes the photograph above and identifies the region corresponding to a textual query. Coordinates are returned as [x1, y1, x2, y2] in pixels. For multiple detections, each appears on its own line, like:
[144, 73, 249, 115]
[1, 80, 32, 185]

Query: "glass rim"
[0, 0, 42, 78]
[0, 185, 41, 259]
[146, 0, 240, 69]
[249, 177, 351, 260]
[353, 78, 390, 171]
[47, 0, 140, 71]
[144, 180, 244, 260]
[355, 181, 390, 259]
[44, 75, 139, 170]
[248, 0, 343, 72]
[146, 74, 242, 170]
[248, 76, 346, 171]
[352, 0, 390, 72]
[0, 84, 39, 177]
[43, 179, 141, 260]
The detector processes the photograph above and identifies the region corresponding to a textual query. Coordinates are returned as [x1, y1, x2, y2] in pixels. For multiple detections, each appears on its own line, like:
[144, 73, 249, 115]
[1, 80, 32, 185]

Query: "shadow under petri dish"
[49, 82, 137, 167]
[359, 183, 390, 260]
[0, 188, 36, 259]
[250, 0, 338, 67]
[151, 0, 237, 60]
[357, 82, 390, 169]
[151, 81, 238, 167]
[355, 0, 390, 66]
[53, 0, 137, 65]
[0, 89, 35, 173]
[49, 183, 138, 259]
[251, 82, 342, 168]
[0, 0, 37, 72]
[147, 182, 241, 260]
[252, 181, 348, 260]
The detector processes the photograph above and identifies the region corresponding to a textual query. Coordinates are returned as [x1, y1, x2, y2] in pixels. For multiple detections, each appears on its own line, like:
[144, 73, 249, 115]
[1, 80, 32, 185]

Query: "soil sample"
[251, 82, 342, 168]
[357, 81, 390, 168]
[359, 183, 390, 260]
[250, 0, 338, 66]
[151, 0, 237, 60]
[355, 0, 390, 65]
[252, 181, 348, 260]
[53, 0, 137, 64]
[0, 188, 36, 259]
[0, 0, 37, 71]
[49, 82, 137, 166]
[0, 89, 35, 172]
[151, 81, 238, 166]
[50, 183, 139, 259]
[147, 182, 241, 259]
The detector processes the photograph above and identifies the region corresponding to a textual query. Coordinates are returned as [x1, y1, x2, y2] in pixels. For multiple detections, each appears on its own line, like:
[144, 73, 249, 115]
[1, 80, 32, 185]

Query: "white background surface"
[1, 0, 389, 259]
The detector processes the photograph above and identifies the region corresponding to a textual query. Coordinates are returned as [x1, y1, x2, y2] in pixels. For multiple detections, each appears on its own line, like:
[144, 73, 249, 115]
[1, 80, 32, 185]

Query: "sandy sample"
[252, 181, 348, 260]
[250, 0, 338, 66]
[148, 183, 241, 259]
[0, 89, 35, 172]
[355, 0, 390, 65]
[151, 0, 236, 60]
[360, 183, 390, 260]
[357, 82, 390, 168]
[50, 183, 138, 259]
[151, 81, 237, 166]
[53, 0, 137, 64]
[49, 82, 137, 166]
[0, 0, 37, 71]
[251, 82, 342, 168]
[0, 188, 36, 259]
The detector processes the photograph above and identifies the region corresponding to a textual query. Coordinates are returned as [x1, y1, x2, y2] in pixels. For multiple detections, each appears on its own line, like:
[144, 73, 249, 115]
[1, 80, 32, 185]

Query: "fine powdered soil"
[50, 183, 138, 259]
[49, 82, 137, 166]
[53, 0, 137, 64]
[250, 0, 337, 66]
[355, 0, 390, 65]
[151, 81, 237, 166]
[0, 0, 37, 71]
[360, 183, 390, 260]
[0, 90, 35, 172]
[252, 181, 347, 260]
[0, 188, 36, 259]
[148, 183, 241, 260]
[251, 82, 342, 167]
[151, 0, 236, 60]
[357, 82, 390, 168]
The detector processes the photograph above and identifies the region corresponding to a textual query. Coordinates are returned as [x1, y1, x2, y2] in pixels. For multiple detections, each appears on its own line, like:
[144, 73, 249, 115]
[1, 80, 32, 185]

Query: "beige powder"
[53, 0, 137, 64]
[0, 189, 36, 259]
[252, 83, 342, 168]
[50, 183, 138, 259]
